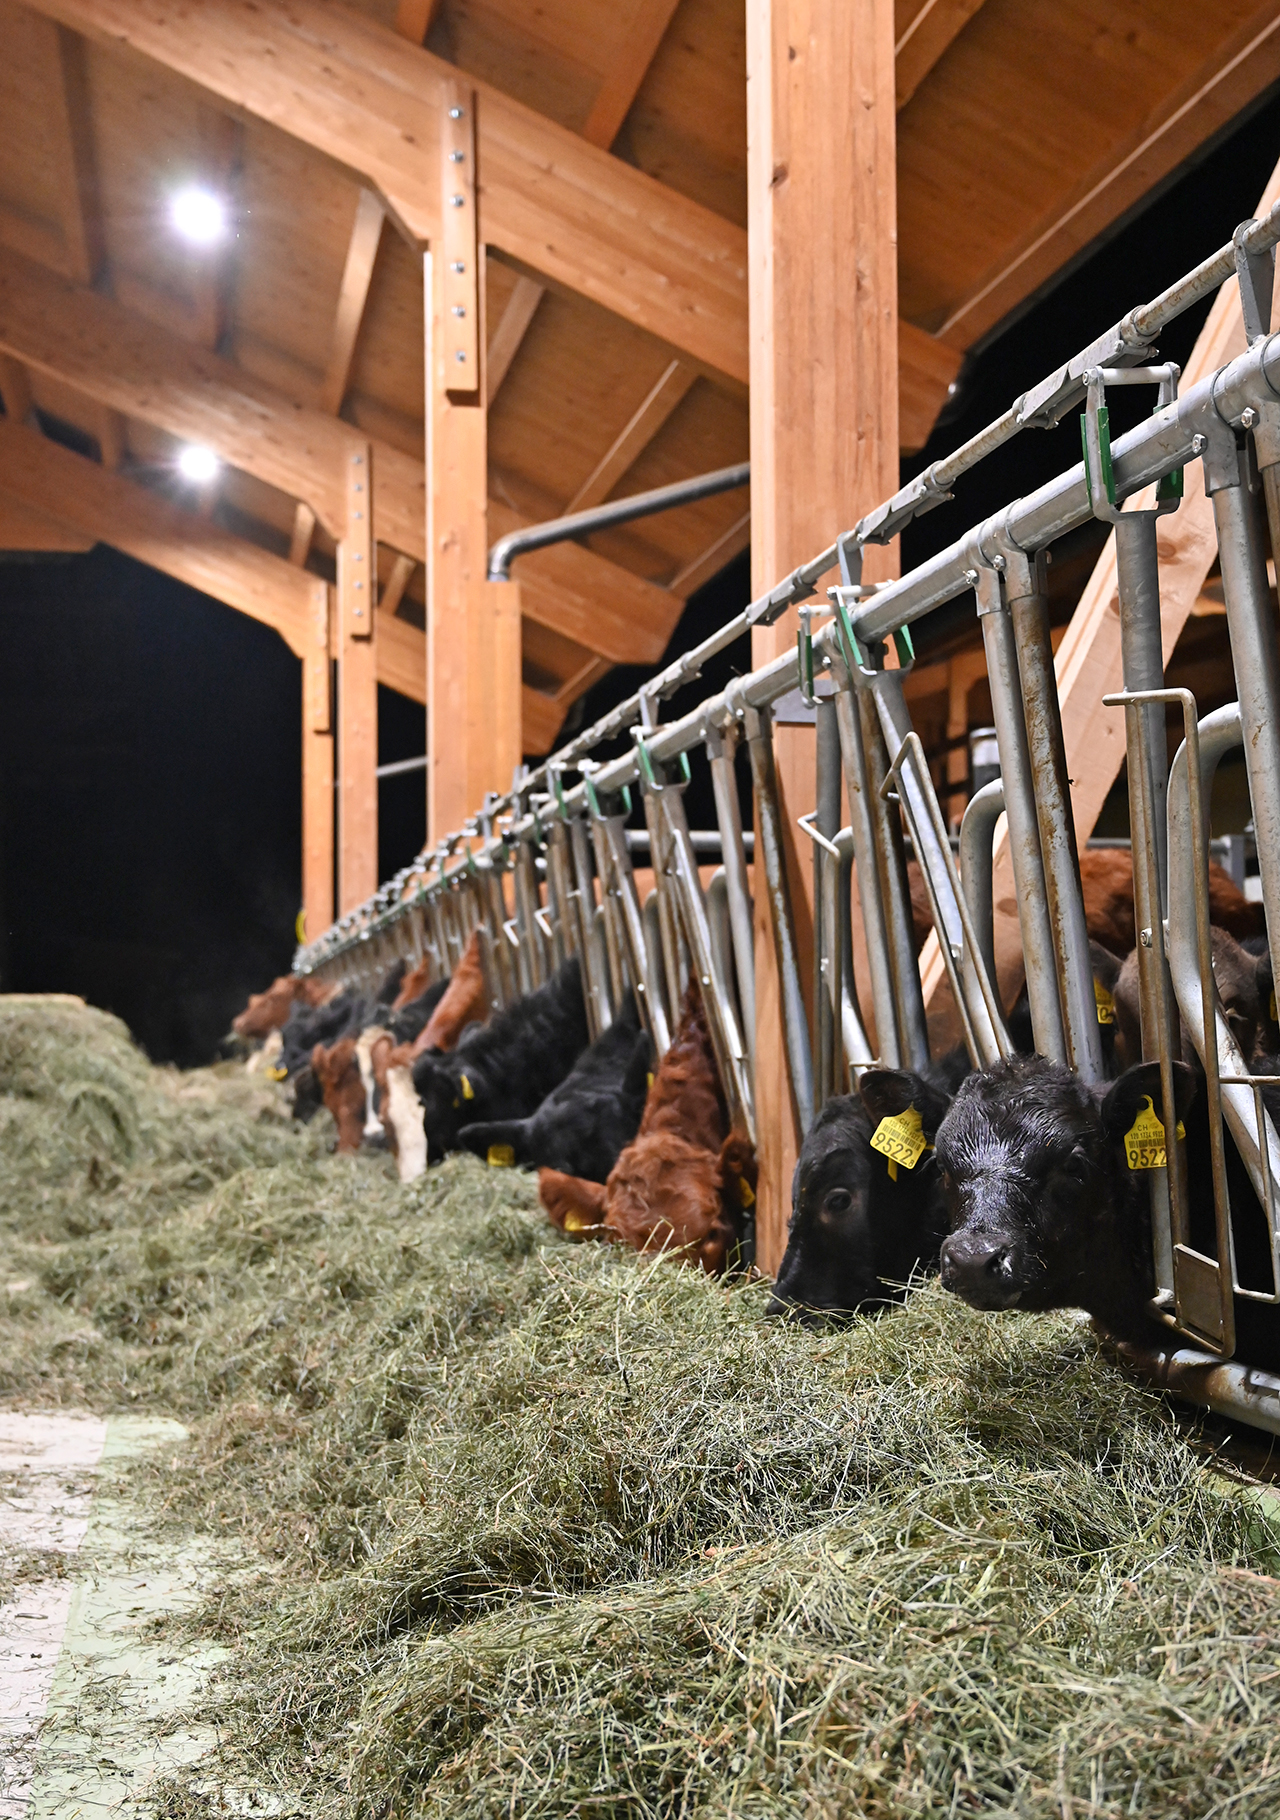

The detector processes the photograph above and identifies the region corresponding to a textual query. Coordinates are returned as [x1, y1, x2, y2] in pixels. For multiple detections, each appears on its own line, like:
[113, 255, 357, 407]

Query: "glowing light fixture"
[177, 444, 220, 483]
[170, 185, 226, 245]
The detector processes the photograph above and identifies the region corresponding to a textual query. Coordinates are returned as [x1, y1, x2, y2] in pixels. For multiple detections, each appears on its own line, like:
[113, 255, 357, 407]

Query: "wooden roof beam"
[26, 0, 751, 384]
[583, 0, 684, 150]
[565, 358, 697, 512]
[935, 0, 1280, 350]
[319, 188, 386, 416]
[393, 0, 442, 45]
[0, 355, 36, 427]
[486, 274, 545, 406]
[894, 0, 986, 110]
[34, 17, 106, 286]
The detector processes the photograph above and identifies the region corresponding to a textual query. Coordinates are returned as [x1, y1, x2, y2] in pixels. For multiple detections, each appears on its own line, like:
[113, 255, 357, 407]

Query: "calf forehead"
[938, 1077, 1093, 1172]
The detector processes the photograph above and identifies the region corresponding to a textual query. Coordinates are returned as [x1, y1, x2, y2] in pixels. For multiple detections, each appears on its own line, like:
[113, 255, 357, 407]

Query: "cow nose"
[940, 1232, 1012, 1287]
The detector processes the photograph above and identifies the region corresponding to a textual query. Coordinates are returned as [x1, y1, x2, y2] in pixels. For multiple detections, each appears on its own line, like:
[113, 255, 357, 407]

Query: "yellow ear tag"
[562, 1210, 589, 1232]
[647, 1073, 654, 1090]
[460, 1074, 475, 1100]
[736, 1176, 756, 1209]
[266, 1065, 288, 1082]
[870, 1106, 927, 1173]
[487, 1144, 515, 1168]
[1095, 978, 1116, 1025]
[1124, 1095, 1186, 1171]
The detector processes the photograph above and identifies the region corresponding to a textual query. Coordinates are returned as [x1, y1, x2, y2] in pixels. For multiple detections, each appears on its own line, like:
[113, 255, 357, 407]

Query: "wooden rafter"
[36, 16, 105, 286]
[289, 501, 317, 566]
[0, 486, 93, 551]
[393, 0, 441, 44]
[318, 188, 386, 416]
[189, 106, 242, 351]
[668, 508, 751, 599]
[378, 551, 416, 617]
[27, 0, 752, 383]
[565, 358, 696, 512]
[935, 0, 1280, 349]
[894, 0, 986, 110]
[486, 275, 545, 406]
[0, 354, 35, 426]
[582, 0, 684, 149]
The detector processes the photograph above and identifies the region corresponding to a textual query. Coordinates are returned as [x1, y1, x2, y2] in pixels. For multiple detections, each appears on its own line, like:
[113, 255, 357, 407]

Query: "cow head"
[935, 1053, 1196, 1323]
[311, 1037, 366, 1153]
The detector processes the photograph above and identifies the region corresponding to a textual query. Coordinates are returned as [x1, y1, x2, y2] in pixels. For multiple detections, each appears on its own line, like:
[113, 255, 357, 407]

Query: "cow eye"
[824, 1188, 853, 1214]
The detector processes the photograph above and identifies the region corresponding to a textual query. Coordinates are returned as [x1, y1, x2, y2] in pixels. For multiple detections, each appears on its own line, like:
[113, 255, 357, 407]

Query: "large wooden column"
[337, 438, 378, 912]
[302, 574, 335, 935]
[426, 78, 522, 842]
[746, 0, 899, 1272]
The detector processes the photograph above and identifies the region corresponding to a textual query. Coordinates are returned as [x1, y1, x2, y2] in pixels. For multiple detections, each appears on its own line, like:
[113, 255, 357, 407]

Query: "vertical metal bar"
[1215, 472, 1280, 958]
[706, 721, 757, 1068]
[1006, 556, 1104, 1081]
[511, 836, 546, 992]
[835, 833, 875, 1072]
[834, 676, 899, 1068]
[600, 812, 671, 1053]
[587, 812, 628, 1016]
[638, 780, 684, 1030]
[975, 567, 1065, 1062]
[568, 811, 612, 1032]
[857, 682, 929, 1070]
[742, 701, 814, 1136]
[812, 697, 841, 1109]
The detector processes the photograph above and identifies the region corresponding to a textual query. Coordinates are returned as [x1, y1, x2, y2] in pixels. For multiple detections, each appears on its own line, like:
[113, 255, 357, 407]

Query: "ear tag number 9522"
[1124, 1095, 1185, 1171]
[870, 1106, 928, 1183]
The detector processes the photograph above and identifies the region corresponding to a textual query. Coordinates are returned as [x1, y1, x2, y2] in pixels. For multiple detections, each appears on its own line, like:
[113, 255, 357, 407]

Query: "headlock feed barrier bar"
[296, 201, 1280, 1432]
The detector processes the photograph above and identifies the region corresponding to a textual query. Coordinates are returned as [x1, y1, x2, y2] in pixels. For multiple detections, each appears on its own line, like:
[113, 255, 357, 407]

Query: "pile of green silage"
[4, 996, 1280, 1818]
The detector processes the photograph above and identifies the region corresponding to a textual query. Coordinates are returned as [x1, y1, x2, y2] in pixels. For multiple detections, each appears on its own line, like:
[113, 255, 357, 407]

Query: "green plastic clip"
[1081, 403, 1117, 509]
[635, 737, 691, 792]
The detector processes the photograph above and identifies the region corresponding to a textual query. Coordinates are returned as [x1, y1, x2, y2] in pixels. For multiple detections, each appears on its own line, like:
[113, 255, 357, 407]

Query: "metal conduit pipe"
[487, 462, 750, 581]
[297, 328, 1280, 976]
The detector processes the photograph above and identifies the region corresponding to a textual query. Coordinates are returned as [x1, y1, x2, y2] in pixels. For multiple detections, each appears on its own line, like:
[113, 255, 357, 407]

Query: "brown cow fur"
[415, 930, 488, 1054]
[233, 973, 334, 1039]
[311, 1037, 365, 1153]
[541, 982, 757, 1276]
[1078, 848, 1263, 957]
[392, 956, 443, 1012]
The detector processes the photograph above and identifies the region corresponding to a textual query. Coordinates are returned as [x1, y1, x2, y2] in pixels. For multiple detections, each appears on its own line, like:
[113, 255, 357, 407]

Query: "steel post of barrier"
[832, 674, 899, 1068]
[742, 701, 813, 1136]
[595, 794, 671, 1055]
[811, 697, 842, 1110]
[706, 721, 757, 1068]
[972, 566, 1065, 1060]
[856, 675, 929, 1072]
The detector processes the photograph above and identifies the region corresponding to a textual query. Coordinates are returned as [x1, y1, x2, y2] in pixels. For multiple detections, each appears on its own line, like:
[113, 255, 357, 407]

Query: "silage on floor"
[3, 998, 1280, 1817]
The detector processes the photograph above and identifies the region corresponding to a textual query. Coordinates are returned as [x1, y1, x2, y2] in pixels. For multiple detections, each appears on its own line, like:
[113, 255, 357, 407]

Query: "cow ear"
[1101, 1060, 1198, 1139]
[1089, 940, 1123, 991]
[455, 1119, 523, 1164]
[623, 1033, 653, 1099]
[717, 1131, 757, 1198]
[539, 1168, 607, 1234]
[857, 1069, 919, 1122]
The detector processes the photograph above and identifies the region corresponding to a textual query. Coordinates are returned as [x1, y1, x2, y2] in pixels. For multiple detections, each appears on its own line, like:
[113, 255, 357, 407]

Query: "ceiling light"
[177, 444, 219, 483]
[170, 185, 227, 245]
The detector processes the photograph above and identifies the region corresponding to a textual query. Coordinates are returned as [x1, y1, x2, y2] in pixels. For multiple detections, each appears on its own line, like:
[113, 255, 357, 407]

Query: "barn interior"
[5, 0, 1280, 1810]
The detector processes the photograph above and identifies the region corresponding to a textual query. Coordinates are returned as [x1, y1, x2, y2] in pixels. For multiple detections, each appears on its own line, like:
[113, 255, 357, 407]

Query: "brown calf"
[542, 982, 756, 1275]
[414, 929, 488, 1056]
[1078, 848, 1263, 957]
[311, 1037, 366, 1153]
[233, 973, 334, 1039]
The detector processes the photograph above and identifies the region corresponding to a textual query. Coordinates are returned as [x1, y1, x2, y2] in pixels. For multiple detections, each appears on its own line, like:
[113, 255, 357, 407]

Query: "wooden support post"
[427, 80, 521, 839]
[302, 576, 334, 936]
[337, 438, 378, 912]
[746, 0, 899, 1273]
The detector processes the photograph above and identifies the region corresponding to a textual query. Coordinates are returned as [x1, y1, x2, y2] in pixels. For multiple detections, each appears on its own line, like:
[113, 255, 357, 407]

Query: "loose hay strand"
[3, 999, 1280, 1817]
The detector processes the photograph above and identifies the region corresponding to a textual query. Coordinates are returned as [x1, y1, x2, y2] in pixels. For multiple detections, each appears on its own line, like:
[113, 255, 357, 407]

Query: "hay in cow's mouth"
[4, 997, 1280, 1817]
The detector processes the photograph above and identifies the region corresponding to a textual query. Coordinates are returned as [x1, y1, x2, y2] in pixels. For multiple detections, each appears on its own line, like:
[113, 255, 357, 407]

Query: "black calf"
[456, 998, 651, 1181]
[411, 957, 590, 1161]
[934, 1053, 1197, 1347]
[767, 1055, 965, 1323]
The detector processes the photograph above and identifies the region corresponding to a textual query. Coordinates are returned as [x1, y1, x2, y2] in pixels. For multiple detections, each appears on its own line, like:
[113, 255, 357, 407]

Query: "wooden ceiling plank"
[935, 0, 1280, 350]
[486, 273, 545, 405]
[394, 0, 442, 45]
[96, 403, 125, 468]
[319, 188, 386, 416]
[37, 19, 106, 286]
[0, 354, 36, 426]
[521, 683, 566, 756]
[581, 0, 684, 150]
[894, 0, 986, 111]
[565, 358, 696, 511]
[24, 0, 750, 383]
